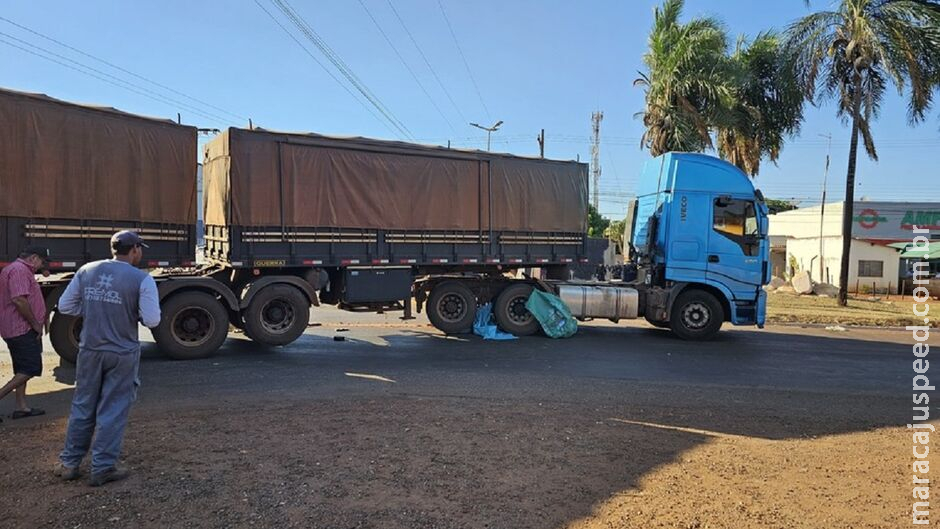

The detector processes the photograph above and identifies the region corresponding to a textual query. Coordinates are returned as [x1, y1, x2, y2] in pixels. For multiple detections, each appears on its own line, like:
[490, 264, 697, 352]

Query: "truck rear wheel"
[50, 313, 82, 364]
[493, 283, 540, 336]
[427, 281, 477, 334]
[669, 289, 724, 340]
[154, 291, 229, 360]
[243, 285, 310, 346]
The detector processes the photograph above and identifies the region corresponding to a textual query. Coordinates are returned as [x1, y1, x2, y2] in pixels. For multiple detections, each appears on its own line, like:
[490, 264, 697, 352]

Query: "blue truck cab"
[631, 153, 770, 339]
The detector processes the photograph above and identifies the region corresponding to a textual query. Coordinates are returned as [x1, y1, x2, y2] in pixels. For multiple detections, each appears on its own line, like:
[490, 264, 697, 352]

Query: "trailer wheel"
[669, 289, 724, 340]
[427, 281, 477, 334]
[154, 291, 229, 360]
[50, 313, 82, 364]
[243, 285, 310, 346]
[493, 283, 540, 336]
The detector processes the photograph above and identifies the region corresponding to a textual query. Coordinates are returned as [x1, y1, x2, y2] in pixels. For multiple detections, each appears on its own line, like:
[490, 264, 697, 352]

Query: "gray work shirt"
[59, 259, 161, 354]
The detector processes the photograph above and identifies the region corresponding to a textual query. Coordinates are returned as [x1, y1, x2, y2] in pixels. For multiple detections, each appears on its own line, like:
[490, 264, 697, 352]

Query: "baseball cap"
[110, 230, 150, 249]
[22, 246, 50, 262]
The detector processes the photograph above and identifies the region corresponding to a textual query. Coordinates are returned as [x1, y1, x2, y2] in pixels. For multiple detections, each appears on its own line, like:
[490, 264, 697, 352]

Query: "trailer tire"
[243, 285, 310, 346]
[154, 291, 229, 360]
[50, 313, 82, 364]
[669, 289, 723, 340]
[427, 281, 477, 334]
[493, 283, 540, 336]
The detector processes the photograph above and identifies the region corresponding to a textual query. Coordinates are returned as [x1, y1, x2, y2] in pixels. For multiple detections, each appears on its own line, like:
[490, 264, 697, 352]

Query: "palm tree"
[716, 33, 805, 176]
[787, 0, 940, 306]
[636, 0, 733, 155]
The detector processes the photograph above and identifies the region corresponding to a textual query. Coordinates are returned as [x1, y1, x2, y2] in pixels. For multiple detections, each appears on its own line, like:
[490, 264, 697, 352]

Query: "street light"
[470, 120, 503, 151]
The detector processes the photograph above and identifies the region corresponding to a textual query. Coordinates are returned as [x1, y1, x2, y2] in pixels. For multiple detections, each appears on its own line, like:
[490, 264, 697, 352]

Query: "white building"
[769, 201, 940, 293]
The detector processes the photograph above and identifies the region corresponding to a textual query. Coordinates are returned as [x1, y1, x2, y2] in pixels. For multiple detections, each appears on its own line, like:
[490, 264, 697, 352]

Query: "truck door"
[706, 196, 763, 295]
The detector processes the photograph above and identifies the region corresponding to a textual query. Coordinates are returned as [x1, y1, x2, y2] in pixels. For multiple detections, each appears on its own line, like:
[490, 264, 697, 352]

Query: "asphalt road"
[8, 308, 913, 438]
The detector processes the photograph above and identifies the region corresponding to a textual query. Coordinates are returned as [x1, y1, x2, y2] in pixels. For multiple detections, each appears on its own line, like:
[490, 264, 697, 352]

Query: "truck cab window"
[713, 198, 759, 255]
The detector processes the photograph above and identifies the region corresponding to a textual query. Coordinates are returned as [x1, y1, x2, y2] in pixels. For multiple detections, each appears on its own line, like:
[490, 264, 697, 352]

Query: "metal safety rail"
[204, 224, 588, 268]
[1, 217, 196, 270]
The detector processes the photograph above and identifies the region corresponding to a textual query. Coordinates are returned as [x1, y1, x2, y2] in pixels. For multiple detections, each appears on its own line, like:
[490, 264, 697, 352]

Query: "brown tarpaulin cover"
[0, 88, 197, 224]
[204, 128, 587, 232]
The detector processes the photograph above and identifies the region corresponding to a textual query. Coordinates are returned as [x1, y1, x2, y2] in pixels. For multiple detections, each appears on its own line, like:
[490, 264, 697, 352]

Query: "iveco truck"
[0, 88, 769, 362]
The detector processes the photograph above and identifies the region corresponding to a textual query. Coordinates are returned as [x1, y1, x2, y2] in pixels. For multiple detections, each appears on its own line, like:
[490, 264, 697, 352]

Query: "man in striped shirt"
[0, 246, 50, 420]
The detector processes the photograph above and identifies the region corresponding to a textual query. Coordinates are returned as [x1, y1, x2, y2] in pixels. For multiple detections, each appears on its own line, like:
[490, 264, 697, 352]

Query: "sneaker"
[88, 467, 129, 487]
[53, 463, 81, 481]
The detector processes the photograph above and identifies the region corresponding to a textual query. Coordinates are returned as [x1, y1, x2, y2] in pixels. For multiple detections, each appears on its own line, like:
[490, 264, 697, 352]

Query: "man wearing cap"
[0, 246, 50, 420]
[55, 231, 160, 486]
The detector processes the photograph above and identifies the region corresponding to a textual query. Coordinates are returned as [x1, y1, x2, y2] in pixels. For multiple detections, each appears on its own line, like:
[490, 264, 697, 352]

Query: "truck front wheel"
[493, 283, 540, 336]
[427, 281, 477, 334]
[49, 312, 82, 364]
[243, 285, 310, 346]
[154, 291, 229, 360]
[669, 289, 724, 340]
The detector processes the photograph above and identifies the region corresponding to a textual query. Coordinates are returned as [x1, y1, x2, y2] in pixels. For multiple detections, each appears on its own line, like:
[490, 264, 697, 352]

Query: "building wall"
[785, 237, 900, 292]
[770, 202, 844, 239]
[770, 201, 940, 242]
[770, 200, 939, 293]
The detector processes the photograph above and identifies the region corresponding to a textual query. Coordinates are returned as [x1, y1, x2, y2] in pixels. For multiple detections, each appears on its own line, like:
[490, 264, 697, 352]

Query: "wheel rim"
[506, 296, 533, 324]
[681, 302, 711, 330]
[437, 293, 467, 323]
[260, 298, 295, 334]
[171, 305, 216, 347]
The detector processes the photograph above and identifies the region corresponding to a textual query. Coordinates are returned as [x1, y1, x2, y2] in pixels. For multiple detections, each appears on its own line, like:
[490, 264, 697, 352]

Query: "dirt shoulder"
[766, 290, 934, 327]
[0, 396, 913, 529]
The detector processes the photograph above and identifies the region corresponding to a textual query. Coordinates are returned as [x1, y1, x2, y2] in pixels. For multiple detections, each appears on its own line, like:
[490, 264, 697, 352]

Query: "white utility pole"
[591, 111, 603, 209]
[818, 133, 831, 283]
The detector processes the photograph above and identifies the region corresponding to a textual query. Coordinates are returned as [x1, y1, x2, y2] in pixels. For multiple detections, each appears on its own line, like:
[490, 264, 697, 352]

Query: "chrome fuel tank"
[558, 285, 639, 320]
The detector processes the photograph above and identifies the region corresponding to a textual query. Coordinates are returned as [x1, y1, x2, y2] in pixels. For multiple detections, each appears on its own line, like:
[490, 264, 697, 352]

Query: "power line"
[357, 0, 455, 134]
[385, 0, 467, 125]
[0, 15, 246, 122]
[0, 31, 231, 125]
[436, 0, 490, 120]
[268, 0, 413, 139]
[252, 0, 397, 137]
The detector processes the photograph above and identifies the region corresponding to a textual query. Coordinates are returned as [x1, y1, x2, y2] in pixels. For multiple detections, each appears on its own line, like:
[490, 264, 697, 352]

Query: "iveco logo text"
[680, 196, 688, 222]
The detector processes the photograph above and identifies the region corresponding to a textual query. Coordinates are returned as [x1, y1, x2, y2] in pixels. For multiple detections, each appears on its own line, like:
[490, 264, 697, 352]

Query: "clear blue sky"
[3, 0, 938, 218]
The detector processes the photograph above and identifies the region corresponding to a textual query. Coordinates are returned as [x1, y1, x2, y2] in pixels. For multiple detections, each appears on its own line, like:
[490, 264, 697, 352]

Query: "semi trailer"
[0, 88, 770, 363]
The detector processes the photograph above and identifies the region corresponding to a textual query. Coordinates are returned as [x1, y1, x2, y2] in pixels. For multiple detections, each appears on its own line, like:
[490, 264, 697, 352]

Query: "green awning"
[890, 241, 940, 260]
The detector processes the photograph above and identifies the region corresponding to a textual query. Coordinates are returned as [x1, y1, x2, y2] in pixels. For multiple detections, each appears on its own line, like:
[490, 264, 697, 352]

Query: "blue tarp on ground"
[472, 303, 517, 340]
[525, 290, 578, 338]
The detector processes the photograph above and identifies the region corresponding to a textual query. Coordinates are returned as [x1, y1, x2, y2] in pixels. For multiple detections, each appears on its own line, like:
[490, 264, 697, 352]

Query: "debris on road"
[472, 303, 517, 341]
[526, 290, 577, 338]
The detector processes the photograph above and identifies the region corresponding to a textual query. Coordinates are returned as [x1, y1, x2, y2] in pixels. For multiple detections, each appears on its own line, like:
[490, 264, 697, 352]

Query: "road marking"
[607, 418, 758, 441]
[344, 372, 397, 383]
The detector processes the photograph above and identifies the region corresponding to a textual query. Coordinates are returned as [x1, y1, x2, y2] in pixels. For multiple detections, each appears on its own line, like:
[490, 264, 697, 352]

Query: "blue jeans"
[59, 348, 140, 474]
